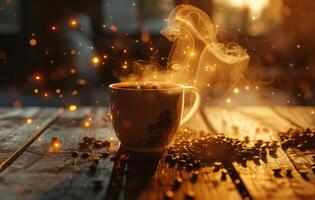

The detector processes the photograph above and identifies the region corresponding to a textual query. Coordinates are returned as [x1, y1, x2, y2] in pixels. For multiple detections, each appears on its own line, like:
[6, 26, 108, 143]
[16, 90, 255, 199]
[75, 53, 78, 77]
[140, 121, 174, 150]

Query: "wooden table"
[0, 107, 314, 200]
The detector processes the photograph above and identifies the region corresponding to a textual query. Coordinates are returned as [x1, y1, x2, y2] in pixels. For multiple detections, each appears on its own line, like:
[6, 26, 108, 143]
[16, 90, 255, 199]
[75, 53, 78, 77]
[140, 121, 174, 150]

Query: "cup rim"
[109, 81, 184, 91]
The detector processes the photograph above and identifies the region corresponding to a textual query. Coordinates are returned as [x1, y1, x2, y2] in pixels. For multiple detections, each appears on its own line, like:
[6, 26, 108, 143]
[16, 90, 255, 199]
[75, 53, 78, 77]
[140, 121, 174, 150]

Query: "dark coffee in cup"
[109, 81, 200, 152]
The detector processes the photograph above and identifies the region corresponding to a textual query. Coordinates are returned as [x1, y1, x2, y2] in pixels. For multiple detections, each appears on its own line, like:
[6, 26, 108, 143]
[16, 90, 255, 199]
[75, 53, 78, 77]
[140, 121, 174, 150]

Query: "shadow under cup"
[109, 82, 185, 152]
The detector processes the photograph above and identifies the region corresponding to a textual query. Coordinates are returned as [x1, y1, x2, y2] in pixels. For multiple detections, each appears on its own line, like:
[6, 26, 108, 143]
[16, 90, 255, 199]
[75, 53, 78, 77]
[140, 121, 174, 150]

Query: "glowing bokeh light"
[29, 39, 37, 46]
[26, 118, 32, 124]
[69, 105, 77, 111]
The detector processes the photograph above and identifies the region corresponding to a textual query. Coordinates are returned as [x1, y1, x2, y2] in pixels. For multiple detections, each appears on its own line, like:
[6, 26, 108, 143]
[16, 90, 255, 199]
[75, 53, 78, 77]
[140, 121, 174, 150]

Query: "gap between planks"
[0, 108, 64, 173]
[201, 106, 315, 200]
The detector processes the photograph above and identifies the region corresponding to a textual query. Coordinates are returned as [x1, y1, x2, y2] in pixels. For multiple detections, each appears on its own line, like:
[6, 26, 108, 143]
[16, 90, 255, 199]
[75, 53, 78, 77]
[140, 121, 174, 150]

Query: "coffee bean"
[101, 152, 109, 158]
[94, 141, 102, 149]
[71, 151, 79, 157]
[220, 171, 227, 181]
[93, 180, 103, 190]
[89, 163, 97, 173]
[299, 170, 309, 176]
[79, 142, 88, 149]
[190, 171, 198, 183]
[273, 168, 282, 177]
[279, 128, 315, 151]
[102, 140, 110, 147]
[172, 177, 182, 190]
[286, 169, 293, 178]
[81, 152, 90, 159]
[165, 130, 281, 172]
[93, 157, 100, 164]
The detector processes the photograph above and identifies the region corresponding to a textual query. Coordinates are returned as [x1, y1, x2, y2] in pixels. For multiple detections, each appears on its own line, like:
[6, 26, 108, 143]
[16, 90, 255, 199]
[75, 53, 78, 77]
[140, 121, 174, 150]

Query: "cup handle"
[180, 86, 201, 126]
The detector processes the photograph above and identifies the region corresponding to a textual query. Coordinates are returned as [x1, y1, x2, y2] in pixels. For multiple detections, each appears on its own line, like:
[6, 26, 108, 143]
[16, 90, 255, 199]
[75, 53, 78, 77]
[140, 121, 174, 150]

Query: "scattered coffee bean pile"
[165, 130, 279, 170]
[279, 128, 315, 151]
[70, 136, 112, 175]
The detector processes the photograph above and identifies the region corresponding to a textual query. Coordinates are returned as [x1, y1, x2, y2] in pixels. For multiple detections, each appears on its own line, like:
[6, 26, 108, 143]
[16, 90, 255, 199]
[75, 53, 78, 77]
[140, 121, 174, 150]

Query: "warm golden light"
[29, 39, 37, 46]
[55, 89, 61, 94]
[26, 118, 32, 124]
[83, 121, 90, 128]
[54, 142, 60, 148]
[34, 88, 39, 94]
[161, 4, 249, 94]
[70, 49, 76, 55]
[92, 56, 100, 65]
[69, 105, 77, 111]
[233, 88, 240, 94]
[122, 61, 128, 69]
[69, 19, 77, 27]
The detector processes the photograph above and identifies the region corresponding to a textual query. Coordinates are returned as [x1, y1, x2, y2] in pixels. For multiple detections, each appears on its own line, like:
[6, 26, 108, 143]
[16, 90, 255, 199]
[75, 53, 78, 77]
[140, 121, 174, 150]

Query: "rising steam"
[162, 4, 249, 96]
[119, 4, 249, 99]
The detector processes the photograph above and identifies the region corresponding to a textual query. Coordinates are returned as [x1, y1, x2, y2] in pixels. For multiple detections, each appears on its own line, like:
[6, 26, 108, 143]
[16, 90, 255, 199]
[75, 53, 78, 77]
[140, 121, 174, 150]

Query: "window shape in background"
[102, 0, 174, 34]
[0, 0, 21, 34]
[212, 0, 282, 36]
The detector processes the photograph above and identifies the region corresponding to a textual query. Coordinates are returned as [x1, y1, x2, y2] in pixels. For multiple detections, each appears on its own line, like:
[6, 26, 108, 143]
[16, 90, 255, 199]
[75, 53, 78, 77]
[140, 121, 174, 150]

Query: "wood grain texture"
[203, 107, 315, 200]
[0, 107, 118, 200]
[0, 108, 41, 142]
[0, 108, 58, 163]
[270, 107, 315, 186]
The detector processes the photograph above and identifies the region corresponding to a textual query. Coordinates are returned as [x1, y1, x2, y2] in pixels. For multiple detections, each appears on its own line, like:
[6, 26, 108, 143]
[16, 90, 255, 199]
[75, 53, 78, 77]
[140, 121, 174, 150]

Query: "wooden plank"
[202, 106, 315, 200]
[0, 108, 58, 162]
[109, 111, 243, 200]
[269, 107, 315, 185]
[272, 106, 315, 128]
[0, 107, 118, 200]
[0, 107, 41, 142]
[0, 108, 64, 172]
[0, 107, 40, 120]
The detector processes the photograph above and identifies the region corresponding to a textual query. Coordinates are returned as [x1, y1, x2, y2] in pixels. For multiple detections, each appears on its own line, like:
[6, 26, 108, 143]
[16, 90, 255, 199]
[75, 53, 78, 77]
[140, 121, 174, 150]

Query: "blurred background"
[0, 0, 314, 106]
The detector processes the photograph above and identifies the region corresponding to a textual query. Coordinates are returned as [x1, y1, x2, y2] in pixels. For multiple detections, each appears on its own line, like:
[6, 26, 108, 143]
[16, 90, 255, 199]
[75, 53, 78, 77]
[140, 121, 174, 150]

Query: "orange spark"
[69, 68, 76, 74]
[69, 19, 78, 27]
[29, 38, 37, 46]
[71, 90, 78, 96]
[77, 79, 87, 86]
